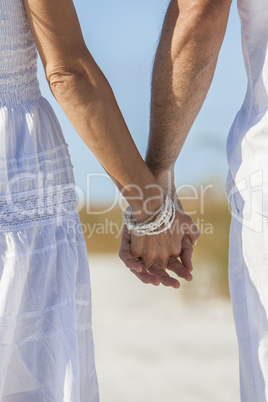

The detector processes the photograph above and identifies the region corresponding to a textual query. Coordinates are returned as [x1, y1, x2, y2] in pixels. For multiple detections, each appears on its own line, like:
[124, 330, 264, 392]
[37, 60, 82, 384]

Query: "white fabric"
[226, 0, 268, 213]
[0, 1, 99, 401]
[229, 189, 268, 402]
[226, 0, 268, 401]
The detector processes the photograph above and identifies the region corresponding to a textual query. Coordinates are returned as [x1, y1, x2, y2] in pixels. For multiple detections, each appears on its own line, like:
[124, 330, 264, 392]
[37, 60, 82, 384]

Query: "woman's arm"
[23, 0, 162, 218]
[23, 0, 199, 287]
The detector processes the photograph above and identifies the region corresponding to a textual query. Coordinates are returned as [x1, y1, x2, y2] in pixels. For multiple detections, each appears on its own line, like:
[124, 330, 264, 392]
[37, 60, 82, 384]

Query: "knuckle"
[183, 234, 192, 245]
[185, 215, 194, 226]
[195, 227, 201, 237]
[160, 251, 169, 264]
[131, 253, 139, 260]
[191, 220, 198, 230]
[171, 240, 182, 252]
[182, 216, 200, 236]
[130, 247, 142, 259]
[169, 247, 179, 258]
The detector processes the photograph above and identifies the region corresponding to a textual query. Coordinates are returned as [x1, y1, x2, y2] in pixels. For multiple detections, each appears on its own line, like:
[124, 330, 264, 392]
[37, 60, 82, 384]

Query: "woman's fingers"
[180, 235, 193, 271]
[182, 215, 200, 246]
[119, 226, 143, 272]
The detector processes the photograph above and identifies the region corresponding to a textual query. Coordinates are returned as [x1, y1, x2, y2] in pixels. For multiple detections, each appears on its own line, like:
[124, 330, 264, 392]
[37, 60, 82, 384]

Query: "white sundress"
[0, 0, 99, 401]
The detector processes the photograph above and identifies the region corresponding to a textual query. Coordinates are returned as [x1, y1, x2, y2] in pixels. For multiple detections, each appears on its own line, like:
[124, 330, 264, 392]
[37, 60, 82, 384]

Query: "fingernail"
[193, 240, 197, 246]
[135, 266, 142, 272]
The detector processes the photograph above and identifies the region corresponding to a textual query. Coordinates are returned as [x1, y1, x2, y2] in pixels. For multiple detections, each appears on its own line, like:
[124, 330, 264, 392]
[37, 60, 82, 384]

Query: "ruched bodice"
[0, 0, 41, 104]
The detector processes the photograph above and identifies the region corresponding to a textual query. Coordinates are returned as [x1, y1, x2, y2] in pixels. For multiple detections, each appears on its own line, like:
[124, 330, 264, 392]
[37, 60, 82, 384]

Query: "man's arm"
[122, 0, 231, 286]
[120, 0, 230, 286]
[146, 0, 232, 187]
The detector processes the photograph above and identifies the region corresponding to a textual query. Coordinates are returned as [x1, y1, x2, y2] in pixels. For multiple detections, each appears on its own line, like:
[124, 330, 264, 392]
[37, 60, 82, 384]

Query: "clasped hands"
[119, 194, 200, 289]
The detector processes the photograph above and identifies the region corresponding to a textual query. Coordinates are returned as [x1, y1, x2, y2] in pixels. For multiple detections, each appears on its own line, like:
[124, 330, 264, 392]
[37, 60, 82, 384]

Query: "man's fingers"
[130, 269, 161, 286]
[167, 256, 193, 282]
[131, 262, 181, 289]
[148, 262, 180, 288]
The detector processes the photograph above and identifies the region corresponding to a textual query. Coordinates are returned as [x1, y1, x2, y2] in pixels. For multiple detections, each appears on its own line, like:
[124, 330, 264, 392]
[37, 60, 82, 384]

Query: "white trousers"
[229, 188, 268, 401]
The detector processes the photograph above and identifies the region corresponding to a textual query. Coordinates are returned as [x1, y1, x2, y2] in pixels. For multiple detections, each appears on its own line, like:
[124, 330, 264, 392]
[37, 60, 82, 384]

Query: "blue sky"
[37, 0, 246, 202]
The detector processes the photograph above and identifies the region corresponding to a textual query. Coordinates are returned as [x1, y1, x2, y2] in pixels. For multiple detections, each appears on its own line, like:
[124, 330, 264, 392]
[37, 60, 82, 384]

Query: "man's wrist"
[146, 167, 176, 197]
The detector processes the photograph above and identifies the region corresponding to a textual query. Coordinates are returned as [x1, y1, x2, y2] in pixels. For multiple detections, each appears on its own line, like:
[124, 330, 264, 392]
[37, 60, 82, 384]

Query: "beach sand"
[89, 254, 240, 402]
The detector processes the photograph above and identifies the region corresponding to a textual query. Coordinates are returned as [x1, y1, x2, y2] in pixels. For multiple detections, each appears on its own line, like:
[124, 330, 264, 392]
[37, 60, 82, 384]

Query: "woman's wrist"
[123, 192, 176, 236]
[126, 184, 166, 223]
[119, 163, 176, 223]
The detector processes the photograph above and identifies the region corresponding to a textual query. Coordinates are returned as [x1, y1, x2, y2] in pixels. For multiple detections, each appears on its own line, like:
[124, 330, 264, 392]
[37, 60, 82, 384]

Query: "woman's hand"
[119, 195, 199, 288]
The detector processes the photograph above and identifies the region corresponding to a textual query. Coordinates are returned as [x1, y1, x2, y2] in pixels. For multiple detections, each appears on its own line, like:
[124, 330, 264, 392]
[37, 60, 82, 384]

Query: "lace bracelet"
[123, 193, 176, 236]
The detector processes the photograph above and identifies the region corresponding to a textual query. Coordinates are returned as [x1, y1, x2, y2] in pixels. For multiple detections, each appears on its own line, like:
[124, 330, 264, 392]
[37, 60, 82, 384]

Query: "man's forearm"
[145, 0, 232, 179]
